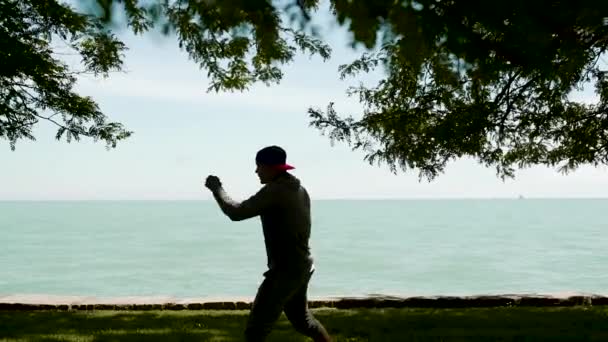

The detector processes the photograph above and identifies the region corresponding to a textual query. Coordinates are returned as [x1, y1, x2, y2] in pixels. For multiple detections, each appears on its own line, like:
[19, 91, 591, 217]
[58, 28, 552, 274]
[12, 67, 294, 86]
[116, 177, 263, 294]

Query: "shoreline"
[2, 293, 607, 310]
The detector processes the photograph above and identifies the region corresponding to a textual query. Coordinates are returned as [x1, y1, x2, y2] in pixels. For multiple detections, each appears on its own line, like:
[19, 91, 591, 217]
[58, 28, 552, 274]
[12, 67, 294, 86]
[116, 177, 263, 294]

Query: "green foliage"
[147, 0, 331, 92]
[83, 0, 331, 92]
[3, 0, 607, 180]
[1, 0, 331, 150]
[0, 0, 132, 150]
[310, 0, 608, 179]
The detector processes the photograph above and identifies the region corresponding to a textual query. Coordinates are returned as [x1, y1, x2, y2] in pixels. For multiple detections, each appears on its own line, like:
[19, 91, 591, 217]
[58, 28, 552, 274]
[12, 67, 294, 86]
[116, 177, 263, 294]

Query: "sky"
[1, 2, 607, 200]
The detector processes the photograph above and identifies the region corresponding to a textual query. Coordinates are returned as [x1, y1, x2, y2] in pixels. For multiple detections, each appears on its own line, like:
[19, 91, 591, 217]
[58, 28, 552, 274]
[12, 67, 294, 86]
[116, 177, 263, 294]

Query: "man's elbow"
[224, 210, 248, 222]
[220, 203, 255, 221]
[227, 213, 246, 222]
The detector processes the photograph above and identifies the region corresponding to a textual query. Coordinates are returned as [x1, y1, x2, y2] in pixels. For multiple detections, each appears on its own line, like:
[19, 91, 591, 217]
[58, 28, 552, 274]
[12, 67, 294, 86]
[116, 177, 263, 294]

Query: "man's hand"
[205, 175, 222, 192]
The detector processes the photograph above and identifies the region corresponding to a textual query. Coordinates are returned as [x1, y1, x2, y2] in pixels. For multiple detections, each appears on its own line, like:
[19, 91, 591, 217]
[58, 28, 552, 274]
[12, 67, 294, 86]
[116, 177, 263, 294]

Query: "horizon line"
[1, 197, 607, 202]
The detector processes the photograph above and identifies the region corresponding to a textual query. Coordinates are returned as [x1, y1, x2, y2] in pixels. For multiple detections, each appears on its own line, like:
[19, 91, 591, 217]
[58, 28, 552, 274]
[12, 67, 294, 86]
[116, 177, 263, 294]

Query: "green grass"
[2, 306, 608, 341]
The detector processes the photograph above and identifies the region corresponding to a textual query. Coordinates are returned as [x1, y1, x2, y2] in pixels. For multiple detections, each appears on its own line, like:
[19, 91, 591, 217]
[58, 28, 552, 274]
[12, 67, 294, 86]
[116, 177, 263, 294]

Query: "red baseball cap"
[256, 146, 295, 171]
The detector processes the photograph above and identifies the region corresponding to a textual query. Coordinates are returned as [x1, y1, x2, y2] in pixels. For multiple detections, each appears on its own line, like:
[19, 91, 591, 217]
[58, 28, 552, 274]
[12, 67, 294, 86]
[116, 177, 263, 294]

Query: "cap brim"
[274, 164, 295, 171]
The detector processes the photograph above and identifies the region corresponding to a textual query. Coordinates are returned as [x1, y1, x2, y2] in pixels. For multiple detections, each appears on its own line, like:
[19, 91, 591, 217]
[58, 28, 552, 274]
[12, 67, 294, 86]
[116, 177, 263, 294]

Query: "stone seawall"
[1, 294, 608, 311]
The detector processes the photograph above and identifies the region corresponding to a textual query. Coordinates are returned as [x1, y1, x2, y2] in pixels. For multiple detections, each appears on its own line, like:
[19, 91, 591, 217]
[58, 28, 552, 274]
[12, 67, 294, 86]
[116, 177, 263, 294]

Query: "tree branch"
[32, 112, 92, 137]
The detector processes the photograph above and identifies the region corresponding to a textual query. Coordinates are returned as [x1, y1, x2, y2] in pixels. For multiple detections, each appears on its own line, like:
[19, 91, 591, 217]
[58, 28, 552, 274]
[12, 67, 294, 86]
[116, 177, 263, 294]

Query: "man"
[204, 145, 332, 342]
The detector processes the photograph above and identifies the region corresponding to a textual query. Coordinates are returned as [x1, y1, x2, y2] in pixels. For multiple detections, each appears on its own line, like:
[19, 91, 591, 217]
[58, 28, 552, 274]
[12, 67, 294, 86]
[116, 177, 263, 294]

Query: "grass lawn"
[2, 306, 608, 341]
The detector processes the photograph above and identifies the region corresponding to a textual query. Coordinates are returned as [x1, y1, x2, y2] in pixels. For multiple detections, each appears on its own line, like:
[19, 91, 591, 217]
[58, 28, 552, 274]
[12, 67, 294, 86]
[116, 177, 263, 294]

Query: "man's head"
[255, 145, 295, 184]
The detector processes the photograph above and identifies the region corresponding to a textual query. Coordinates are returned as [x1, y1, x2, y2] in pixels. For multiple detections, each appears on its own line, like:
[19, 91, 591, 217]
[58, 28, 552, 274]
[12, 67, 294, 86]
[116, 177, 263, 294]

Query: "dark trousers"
[245, 268, 329, 341]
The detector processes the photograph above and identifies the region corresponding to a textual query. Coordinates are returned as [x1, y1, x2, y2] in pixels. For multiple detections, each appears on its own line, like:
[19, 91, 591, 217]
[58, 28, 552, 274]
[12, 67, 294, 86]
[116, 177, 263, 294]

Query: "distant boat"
[518, 195, 525, 200]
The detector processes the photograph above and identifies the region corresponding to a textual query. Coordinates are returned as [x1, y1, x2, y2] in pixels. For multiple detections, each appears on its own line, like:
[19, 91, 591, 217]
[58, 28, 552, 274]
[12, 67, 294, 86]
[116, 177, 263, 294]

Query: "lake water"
[1, 200, 607, 298]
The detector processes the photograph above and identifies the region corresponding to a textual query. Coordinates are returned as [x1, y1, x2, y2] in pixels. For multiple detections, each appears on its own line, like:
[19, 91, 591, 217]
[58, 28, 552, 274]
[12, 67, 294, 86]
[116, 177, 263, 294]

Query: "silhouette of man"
[204, 145, 331, 342]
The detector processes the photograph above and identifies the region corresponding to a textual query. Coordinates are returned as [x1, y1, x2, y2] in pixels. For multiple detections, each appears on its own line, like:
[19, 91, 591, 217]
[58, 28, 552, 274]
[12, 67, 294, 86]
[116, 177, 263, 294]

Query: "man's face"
[255, 163, 277, 184]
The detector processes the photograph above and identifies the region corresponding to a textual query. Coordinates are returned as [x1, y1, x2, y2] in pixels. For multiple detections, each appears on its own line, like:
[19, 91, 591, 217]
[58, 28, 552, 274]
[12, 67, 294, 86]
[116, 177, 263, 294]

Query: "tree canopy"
[2, 0, 607, 179]
[1, 0, 132, 149]
[1, 0, 330, 150]
[309, 0, 608, 179]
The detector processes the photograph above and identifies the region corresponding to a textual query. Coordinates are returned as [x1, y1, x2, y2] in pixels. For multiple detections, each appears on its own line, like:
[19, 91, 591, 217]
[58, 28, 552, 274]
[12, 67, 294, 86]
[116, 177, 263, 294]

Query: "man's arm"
[211, 185, 273, 221]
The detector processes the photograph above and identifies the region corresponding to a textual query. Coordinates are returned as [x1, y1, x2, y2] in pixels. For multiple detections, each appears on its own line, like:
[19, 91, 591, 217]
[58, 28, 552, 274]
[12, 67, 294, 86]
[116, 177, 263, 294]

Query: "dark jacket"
[212, 172, 314, 272]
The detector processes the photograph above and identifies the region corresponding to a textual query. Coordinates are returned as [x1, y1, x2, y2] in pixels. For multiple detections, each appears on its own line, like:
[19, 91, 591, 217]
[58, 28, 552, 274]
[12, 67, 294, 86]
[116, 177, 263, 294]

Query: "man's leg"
[283, 270, 332, 342]
[245, 271, 294, 342]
